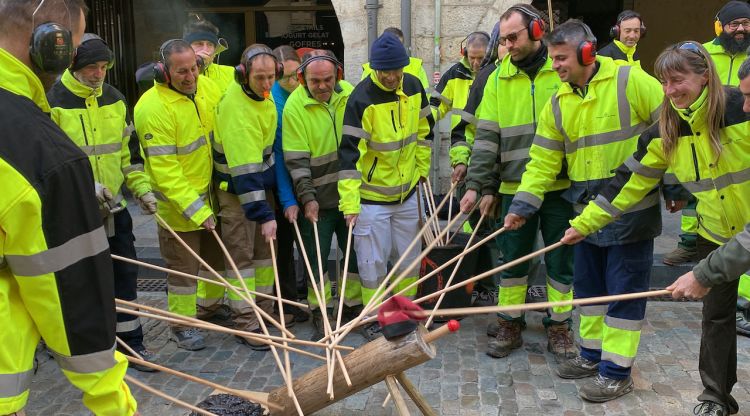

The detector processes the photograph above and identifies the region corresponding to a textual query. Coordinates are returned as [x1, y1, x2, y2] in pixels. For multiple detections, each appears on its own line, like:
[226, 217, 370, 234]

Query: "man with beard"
[47, 34, 158, 371]
[460, 3, 576, 360]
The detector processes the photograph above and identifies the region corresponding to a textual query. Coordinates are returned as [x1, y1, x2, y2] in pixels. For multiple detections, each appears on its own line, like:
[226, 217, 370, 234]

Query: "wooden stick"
[415, 241, 565, 305]
[384, 375, 411, 416]
[111, 254, 308, 310]
[423, 320, 461, 344]
[425, 214, 485, 327]
[329, 207, 466, 348]
[115, 336, 142, 359]
[153, 214, 293, 338]
[422, 289, 673, 318]
[270, 240, 295, 400]
[114, 306, 327, 361]
[395, 372, 437, 416]
[548, 0, 555, 30]
[447, 182, 454, 242]
[113, 299, 350, 352]
[125, 374, 217, 416]
[311, 222, 337, 393]
[422, 182, 441, 244]
[425, 180, 446, 244]
[122, 354, 282, 411]
[334, 223, 354, 331]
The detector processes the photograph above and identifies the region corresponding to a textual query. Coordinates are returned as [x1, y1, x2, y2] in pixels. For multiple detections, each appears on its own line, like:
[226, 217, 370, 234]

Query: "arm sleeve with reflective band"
[694, 221, 750, 287]
[274, 105, 297, 211]
[450, 64, 493, 167]
[139, 110, 212, 227]
[121, 105, 151, 198]
[429, 70, 453, 121]
[570, 126, 667, 235]
[224, 124, 275, 223]
[417, 86, 436, 179]
[509, 99, 566, 218]
[283, 105, 316, 205]
[464, 71, 500, 194]
[338, 98, 370, 215]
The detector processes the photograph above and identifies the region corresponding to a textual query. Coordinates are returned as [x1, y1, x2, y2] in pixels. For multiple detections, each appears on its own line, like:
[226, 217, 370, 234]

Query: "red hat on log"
[378, 296, 426, 340]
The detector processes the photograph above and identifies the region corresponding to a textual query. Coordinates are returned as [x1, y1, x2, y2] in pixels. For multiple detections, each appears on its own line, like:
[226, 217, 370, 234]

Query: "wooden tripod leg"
[395, 372, 437, 416]
[384, 375, 411, 416]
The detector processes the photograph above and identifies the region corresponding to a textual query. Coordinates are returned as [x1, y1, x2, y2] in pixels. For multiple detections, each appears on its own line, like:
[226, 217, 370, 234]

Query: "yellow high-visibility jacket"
[213, 82, 277, 223]
[430, 58, 474, 129]
[203, 63, 235, 95]
[572, 88, 750, 248]
[597, 40, 642, 68]
[134, 76, 220, 231]
[338, 72, 435, 214]
[0, 47, 136, 415]
[704, 39, 748, 86]
[283, 80, 354, 210]
[465, 53, 565, 196]
[362, 57, 430, 91]
[48, 69, 151, 205]
[509, 56, 664, 246]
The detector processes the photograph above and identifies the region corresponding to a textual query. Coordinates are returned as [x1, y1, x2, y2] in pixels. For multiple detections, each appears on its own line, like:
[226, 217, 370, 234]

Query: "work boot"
[360, 322, 383, 342]
[310, 308, 333, 341]
[546, 323, 576, 359]
[486, 320, 523, 358]
[235, 328, 271, 351]
[473, 289, 498, 307]
[341, 304, 364, 323]
[197, 304, 233, 325]
[487, 317, 526, 337]
[287, 305, 310, 323]
[579, 374, 633, 402]
[736, 310, 750, 337]
[127, 347, 159, 373]
[258, 299, 294, 329]
[170, 328, 205, 351]
[663, 245, 697, 266]
[556, 355, 599, 379]
[693, 401, 728, 416]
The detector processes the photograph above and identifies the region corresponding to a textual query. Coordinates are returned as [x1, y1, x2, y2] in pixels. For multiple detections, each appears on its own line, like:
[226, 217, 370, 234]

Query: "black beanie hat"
[370, 32, 410, 71]
[71, 35, 113, 71]
[718, 1, 750, 26]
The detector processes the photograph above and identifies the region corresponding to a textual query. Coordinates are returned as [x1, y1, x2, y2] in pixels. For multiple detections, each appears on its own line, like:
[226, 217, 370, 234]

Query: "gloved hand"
[137, 191, 158, 215]
[94, 182, 115, 205]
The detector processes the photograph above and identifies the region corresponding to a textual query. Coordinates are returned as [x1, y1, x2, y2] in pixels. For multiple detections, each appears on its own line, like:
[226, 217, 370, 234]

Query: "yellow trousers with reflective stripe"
[0, 272, 136, 415]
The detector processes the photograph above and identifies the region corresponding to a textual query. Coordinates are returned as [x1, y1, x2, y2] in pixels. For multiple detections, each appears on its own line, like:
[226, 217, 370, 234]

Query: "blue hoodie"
[271, 82, 298, 211]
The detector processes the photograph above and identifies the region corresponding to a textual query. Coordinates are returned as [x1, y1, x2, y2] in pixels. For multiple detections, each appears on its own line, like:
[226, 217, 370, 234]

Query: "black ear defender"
[71, 33, 115, 70]
[459, 31, 491, 57]
[29, 22, 74, 73]
[296, 54, 344, 86]
[508, 4, 547, 41]
[153, 39, 205, 84]
[609, 10, 647, 40]
[234, 46, 283, 87]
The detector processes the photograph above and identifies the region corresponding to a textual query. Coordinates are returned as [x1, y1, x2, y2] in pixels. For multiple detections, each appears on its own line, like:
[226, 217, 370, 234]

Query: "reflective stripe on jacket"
[466, 53, 565, 195]
[338, 72, 435, 214]
[572, 88, 750, 248]
[510, 57, 664, 246]
[430, 58, 474, 129]
[283, 80, 354, 209]
[134, 76, 220, 231]
[213, 82, 277, 223]
[703, 39, 747, 87]
[48, 70, 151, 203]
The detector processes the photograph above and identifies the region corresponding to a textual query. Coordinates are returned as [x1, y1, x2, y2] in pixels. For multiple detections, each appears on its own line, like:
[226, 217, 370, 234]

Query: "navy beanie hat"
[71, 36, 113, 71]
[718, 1, 750, 26]
[370, 32, 410, 70]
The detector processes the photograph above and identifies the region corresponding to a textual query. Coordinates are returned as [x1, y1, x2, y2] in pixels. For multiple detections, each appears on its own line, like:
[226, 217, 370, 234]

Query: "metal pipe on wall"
[431, 0, 441, 188]
[401, 0, 412, 54]
[365, 0, 381, 59]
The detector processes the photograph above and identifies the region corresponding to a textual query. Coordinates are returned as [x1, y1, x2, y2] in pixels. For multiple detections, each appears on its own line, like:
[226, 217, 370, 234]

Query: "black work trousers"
[696, 236, 739, 414]
[110, 209, 144, 350]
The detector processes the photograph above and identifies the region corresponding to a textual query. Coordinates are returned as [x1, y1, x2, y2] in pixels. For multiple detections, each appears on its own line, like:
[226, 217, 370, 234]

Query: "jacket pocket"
[367, 157, 379, 182]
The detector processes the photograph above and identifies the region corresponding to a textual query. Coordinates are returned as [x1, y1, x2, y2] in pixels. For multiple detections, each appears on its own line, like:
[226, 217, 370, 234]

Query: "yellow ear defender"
[715, 16, 723, 37]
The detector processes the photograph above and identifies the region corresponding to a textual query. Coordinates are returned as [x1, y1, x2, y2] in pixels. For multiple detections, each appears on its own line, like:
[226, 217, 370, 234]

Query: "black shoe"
[556, 355, 599, 379]
[128, 347, 159, 373]
[341, 304, 364, 323]
[579, 374, 633, 402]
[288, 305, 310, 323]
[737, 310, 750, 337]
[197, 304, 233, 326]
[235, 329, 271, 351]
[310, 309, 327, 341]
[473, 290, 498, 307]
[170, 328, 206, 351]
[694, 401, 728, 416]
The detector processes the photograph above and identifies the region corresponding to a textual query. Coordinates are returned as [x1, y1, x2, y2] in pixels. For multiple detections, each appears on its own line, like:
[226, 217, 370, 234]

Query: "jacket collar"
[301, 81, 350, 107]
[61, 69, 102, 99]
[0, 47, 50, 112]
[368, 71, 405, 96]
[613, 40, 637, 57]
[153, 75, 212, 103]
[498, 53, 554, 79]
[556, 56, 615, 98]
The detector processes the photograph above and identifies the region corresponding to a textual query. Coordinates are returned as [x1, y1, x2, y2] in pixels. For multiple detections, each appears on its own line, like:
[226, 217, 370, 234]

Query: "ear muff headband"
[573, 22, 597, 66]
[234, 48, 283, 86]
[460, 31, 491, 57]
[29, 22, 74, 73]
[609, 15, 647, 40]
[153, 39, 204, 84]
[508, 5, 547, 41]
[296, 55, 344, 86]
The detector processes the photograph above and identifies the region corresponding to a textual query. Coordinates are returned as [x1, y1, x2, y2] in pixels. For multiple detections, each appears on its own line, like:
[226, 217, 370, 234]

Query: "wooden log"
[268, 326, 436, 415]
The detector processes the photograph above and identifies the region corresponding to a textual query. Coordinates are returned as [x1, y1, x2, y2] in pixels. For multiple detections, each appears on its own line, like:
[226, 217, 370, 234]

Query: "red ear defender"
[528, 16, 546, 41]
[153, 62, 170, 84]
[233, 62, 247, 86]
[577, 40, 597, 66]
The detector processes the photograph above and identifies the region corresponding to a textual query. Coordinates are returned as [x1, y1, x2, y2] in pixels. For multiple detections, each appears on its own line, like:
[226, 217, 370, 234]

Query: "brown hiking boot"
[486, 319, 523, 358]
[546, 323, 576, 359]
[663, 246, 697, 266]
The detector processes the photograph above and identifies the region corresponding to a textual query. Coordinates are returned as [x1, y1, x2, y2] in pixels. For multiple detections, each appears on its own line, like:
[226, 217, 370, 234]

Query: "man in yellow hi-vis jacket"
[338, 32, 435, 341]
[135, 39, 224, 352]
[0, 0, 136, 414]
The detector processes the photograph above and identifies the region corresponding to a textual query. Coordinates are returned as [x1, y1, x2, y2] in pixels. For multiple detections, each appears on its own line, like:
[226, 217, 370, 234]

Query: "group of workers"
[4, 0, 750, 414]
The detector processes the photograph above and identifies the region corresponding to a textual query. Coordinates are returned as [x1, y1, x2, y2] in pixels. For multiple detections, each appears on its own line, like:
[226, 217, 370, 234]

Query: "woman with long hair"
[562, 41, 750, 415]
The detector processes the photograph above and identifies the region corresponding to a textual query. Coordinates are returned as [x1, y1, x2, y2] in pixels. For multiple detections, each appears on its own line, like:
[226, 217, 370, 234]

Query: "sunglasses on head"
[678, 42, 707, 62]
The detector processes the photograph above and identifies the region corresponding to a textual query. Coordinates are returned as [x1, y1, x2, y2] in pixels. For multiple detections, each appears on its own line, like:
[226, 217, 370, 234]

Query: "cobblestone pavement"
[24, 294, 750, 415]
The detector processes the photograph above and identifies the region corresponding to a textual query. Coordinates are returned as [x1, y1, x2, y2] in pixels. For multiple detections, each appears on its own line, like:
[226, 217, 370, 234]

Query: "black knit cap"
[718, 1, 750, 26]
[71, 34, 113, 71]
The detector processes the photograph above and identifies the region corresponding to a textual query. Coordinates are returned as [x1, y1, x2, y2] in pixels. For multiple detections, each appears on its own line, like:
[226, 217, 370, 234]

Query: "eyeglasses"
[279, 73, 297, 83]
[728, 19, 750, 30]
[678, 42, 707, 62]
[499, 28, 528, 45]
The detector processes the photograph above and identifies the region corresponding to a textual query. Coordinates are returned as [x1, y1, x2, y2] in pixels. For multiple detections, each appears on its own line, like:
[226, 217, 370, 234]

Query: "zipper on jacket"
[690, 142, 701, 181]
[530, 81, 537, 127]
[390, 110, 398, 132]
[728, 56, 735, 85]
[79, 114, 89, 146]
[367, 157, 379, 182]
